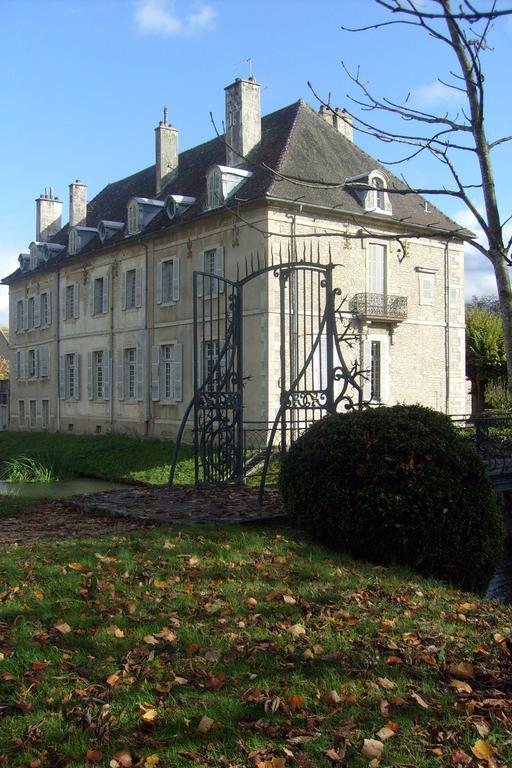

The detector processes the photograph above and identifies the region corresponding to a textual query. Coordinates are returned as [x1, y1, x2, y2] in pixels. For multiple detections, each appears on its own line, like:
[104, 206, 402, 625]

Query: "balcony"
[349, 293, 408, 322]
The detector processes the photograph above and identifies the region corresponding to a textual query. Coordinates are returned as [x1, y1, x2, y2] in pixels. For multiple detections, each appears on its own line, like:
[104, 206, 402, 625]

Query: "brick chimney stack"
[35, 187, 63, 242]
[224, 76, 261, 167]
[319, 106, 353, 142]
[155, 107, 179, 195]
[69, 180, 88, 228]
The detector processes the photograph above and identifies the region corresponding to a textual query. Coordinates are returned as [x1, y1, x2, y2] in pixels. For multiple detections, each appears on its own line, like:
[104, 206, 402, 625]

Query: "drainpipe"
[139, 240, 151, 436]
[109, 262, 115, 432]
[56, 269, 61, 432]
[444, 239, 450, 414]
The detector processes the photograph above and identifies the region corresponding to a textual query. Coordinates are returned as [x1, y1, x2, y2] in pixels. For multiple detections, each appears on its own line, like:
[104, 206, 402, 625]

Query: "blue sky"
[1, 0, 511, 324]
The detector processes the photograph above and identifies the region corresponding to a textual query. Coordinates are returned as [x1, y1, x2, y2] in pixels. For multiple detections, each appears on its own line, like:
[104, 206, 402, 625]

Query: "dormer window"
[372, 177, 385, 210]
[206, 165, 252, 211]
[68, 229, 79, 255]
[127, 200, 140, 235]
[207, 168, 222, 210]
[126, 197, 164, 236]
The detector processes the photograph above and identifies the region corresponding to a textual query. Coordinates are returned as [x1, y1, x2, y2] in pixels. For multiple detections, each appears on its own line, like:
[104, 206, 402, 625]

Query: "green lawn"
[0, 525, 510, 767]
[0, 431, 195, 486]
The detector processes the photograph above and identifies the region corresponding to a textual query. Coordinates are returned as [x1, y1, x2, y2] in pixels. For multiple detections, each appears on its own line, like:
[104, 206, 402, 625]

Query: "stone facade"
[3, 80, 468, 437]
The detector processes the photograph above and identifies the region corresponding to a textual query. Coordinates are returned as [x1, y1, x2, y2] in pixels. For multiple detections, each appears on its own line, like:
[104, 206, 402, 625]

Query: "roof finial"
[163, 105, 168, 125]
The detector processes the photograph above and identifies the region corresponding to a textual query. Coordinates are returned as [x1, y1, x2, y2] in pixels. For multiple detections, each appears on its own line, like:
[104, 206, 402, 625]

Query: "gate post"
[235, 284, 245, 483]
[324, 264, 335, 414]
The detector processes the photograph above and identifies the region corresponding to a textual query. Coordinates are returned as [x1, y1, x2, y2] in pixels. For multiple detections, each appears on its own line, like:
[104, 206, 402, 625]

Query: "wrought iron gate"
[169, 258, 368, 500]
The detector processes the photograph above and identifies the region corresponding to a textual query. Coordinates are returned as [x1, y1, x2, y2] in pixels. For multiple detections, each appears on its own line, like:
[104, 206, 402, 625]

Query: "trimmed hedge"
[279, 405, 504, 591]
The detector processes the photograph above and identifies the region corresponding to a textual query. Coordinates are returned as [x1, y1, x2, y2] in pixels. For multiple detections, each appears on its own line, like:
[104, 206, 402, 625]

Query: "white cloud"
[411, 80, 465, 108]
[134, 0, 215, 36]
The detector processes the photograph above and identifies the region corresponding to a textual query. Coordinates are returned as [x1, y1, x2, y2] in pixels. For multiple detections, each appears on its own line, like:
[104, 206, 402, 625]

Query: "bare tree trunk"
[492, 253, 512, 393]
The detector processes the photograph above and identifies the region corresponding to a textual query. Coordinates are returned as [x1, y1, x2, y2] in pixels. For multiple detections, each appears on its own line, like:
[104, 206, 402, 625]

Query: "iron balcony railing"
[349, 292, 408, 321]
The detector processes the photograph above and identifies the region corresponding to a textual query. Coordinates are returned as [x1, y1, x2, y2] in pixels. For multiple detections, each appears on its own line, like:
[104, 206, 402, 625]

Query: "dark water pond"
[0, 478, 128, 499]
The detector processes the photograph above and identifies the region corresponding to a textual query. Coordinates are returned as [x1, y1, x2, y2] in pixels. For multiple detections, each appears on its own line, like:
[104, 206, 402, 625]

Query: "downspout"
[109, 262, 114, 432]
[140, 240, 151, 436]
[56, 269, 61, 432]
[444, 240, 450, 414]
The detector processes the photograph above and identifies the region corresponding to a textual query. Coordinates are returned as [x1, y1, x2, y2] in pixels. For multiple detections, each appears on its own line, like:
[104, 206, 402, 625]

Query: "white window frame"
[158, 257, 180, 305]
[16, 300, 24, 333]
[368, 242, 386, 297]
[28, 297, 35, 329]
[64, 283, 79, 321]
[365, 172, 392, 215]
[18, 399, 25, 427]
[127, 201, 140, 235]
[125, 269, 137, 310]
[125, 347, 137, 400]
[198, 246, 224, 298]
[207, 168, 222, 210]
[40, 291, 50, 327]
[92, 276, 104, 316]
[65, 352, 80, 400]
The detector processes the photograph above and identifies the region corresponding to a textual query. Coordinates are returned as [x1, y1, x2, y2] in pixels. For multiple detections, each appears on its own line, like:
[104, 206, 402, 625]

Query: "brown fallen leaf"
[198, 715, 215, 733]
[322, 690, 341, 706]
[247, 597, 258, 608]
[376, 726, 396, 741]
[288, 623, 306, 638]
[447, 662, 474, 679]
[86, 750, 103, 763]
[106, 673, 121, 687]
[283, 594, 296, 605]
[361, 738, 384, 760]
[451, 749, 472, 765]
[410, 692, 429, 709]
[450, 679, 473, 694]
[111, 750, 133, 768]
[377, 677, 395, 690]
[324, 748, 345, 763]
[471, 739, 495, 764]
[140, 706, 158, 723]
[287, 693, 303, 711]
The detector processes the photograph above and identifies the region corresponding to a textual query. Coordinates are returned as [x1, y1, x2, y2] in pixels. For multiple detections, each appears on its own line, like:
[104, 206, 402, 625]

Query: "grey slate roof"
[2, 99, 466, 284]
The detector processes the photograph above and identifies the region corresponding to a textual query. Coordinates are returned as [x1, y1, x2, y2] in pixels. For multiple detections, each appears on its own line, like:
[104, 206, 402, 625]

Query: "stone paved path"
[68, 484, 284, 525]
[0, 485, 285, 545]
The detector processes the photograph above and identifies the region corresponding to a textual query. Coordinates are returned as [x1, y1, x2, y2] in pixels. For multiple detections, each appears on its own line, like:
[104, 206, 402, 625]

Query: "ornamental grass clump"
[279, 404, 504, 592]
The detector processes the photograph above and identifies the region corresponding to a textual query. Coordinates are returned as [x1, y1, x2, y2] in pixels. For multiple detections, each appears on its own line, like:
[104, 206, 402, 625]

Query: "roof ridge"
[267, 100, 304, 197]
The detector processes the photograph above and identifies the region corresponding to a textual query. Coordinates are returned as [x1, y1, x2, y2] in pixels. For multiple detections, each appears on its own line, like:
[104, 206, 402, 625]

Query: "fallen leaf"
[144, 756, 160, 768]
[143, 635, 158, 645]
[86, 750, 103, 763]
[377, 677, 395, 690]
[106, 673, 121, 687]
[288, 624, 306, 638]
[361, 739, 384, 760]
[247, 597, 258, 608]
[283, 594, 296, 605]
[106, 625, 124, 638]
[324, 748, 345, 763]
[322, 690, 341, 706]
[198, 715, 214, 733]
[450, 679, 473, 694]
[473, 719, 491, 738]
[471, 739, 494, 762]
[410, 692, 429, 709]
[287, 693, 303, 711]
[140, 707, 158, 723]
[386, 655, 402, 665]
[68, 562, 82, 571]
[451, 749, 472, 765]
[376, 726, 396, 741]
[54, 622, 71, 635]
[448, 662, 474, 679]
[111, 751, 133, 768]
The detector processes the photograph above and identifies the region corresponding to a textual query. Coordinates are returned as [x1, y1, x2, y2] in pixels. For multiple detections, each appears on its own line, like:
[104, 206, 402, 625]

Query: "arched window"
[372, 177, 385, 210]
[127, 200, 140, 235]
[68, 229, 79, 255]
[207, 168, 222, 210]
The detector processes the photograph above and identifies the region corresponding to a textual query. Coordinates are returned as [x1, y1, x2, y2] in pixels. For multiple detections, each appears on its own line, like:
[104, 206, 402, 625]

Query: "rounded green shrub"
[279, 404, 503, 591]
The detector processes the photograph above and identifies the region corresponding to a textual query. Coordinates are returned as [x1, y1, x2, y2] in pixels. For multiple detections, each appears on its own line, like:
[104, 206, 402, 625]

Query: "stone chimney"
[155, 107, 179, 195]
[225, 76, 261, 167]
[36, 187, 63, 242]
[319, 106, 353, 142]
[69, 180, 87, 228]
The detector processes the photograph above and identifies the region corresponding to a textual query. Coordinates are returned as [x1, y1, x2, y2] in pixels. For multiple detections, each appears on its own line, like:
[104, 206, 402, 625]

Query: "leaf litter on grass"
[0, 525, 511, 766]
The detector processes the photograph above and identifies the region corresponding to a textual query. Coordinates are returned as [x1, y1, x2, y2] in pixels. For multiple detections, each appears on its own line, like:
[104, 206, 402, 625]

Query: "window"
[370, 341, 382, 402]
[126, 269, 137, 310]
[16, 350, 24, 379]
[92, 277, 105, 315]
[68, 229, 79, 255]
[29, 399, 37, 427]
[28, 297, 35, 328]
[65, 353, 78, 399]
[372, 177, 385, 210]
[65, 284, 77, 320]
[40, 292, 50, 326]
[420, 274, 434, 305]
[200, 247, 224, 297]
[127, 201, 140, 235]
[368, 243, 386, 296]
[16, 300, 24, 332]
[161, 344, 175, 400]
[42, 399, 49, 428]
[125, 348, 137, 399]
[18, 400, 25, 426]
[204, 340, 220, 391]
[207, 168, 222, 209]
[161, 259, 178, 304]
[95, 351, 104, 399]
[28, 349, 37, 378]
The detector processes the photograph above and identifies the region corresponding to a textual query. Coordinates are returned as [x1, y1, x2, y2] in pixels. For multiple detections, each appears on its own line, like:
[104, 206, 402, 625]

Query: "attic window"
[207, 168, 222, 210]
[68, 229, 79, 255]
[127, 200, 141, 235]
[366, 172, 392, 215]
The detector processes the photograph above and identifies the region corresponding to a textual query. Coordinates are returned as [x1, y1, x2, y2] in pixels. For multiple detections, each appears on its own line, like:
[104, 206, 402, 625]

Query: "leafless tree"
[315, 0, 512, 387]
